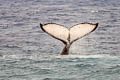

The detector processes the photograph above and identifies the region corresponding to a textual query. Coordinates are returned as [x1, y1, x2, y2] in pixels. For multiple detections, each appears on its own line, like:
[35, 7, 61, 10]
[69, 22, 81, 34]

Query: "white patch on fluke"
[41, 24, 69, 43]
[41, 23, 98, 44]
[40, 23, 98, 55]
[70, 23, 97, 43]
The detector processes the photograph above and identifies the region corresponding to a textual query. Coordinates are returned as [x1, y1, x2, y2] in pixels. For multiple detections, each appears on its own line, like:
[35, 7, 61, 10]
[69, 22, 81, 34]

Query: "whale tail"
[40, 23, 98, 55]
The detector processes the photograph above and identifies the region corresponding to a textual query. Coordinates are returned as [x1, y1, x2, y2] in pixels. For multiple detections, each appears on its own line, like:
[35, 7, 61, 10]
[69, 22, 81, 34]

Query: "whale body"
[40, 23, 98, 55]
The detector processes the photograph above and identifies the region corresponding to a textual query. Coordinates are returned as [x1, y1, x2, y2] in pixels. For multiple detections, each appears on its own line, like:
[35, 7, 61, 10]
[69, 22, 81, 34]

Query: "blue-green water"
[0, 0, 120, 80]
[1, 54, 120, 80]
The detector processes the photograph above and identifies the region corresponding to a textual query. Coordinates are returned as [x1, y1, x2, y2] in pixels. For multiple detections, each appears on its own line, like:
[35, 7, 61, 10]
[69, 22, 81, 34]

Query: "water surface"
[0, 0, 120, 80]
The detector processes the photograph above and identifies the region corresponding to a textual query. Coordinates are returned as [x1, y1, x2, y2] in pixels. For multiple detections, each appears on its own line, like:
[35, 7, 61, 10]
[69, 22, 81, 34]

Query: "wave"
[0, 53, 120, 61]
[56, 54, 119, 59]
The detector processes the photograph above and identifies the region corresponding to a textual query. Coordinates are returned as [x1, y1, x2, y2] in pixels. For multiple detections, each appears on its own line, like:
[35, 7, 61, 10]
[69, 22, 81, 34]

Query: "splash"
[56, 54, 119, 59]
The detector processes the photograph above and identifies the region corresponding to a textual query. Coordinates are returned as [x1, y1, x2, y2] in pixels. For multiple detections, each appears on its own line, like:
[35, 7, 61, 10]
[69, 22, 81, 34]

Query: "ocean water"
[0, 0, 120, 80]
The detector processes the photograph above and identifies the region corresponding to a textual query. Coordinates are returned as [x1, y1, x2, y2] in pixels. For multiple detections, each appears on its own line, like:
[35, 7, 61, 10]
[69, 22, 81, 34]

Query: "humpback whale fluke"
[40, 23, 98, 55]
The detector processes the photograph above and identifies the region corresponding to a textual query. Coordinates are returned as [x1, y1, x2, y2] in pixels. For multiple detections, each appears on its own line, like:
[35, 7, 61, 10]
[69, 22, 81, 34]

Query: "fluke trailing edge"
[40, 23, 98, 55]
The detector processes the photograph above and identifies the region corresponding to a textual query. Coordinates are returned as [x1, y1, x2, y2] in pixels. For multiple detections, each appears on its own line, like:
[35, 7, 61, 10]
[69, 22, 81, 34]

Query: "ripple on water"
[0, 0, 120, 80]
